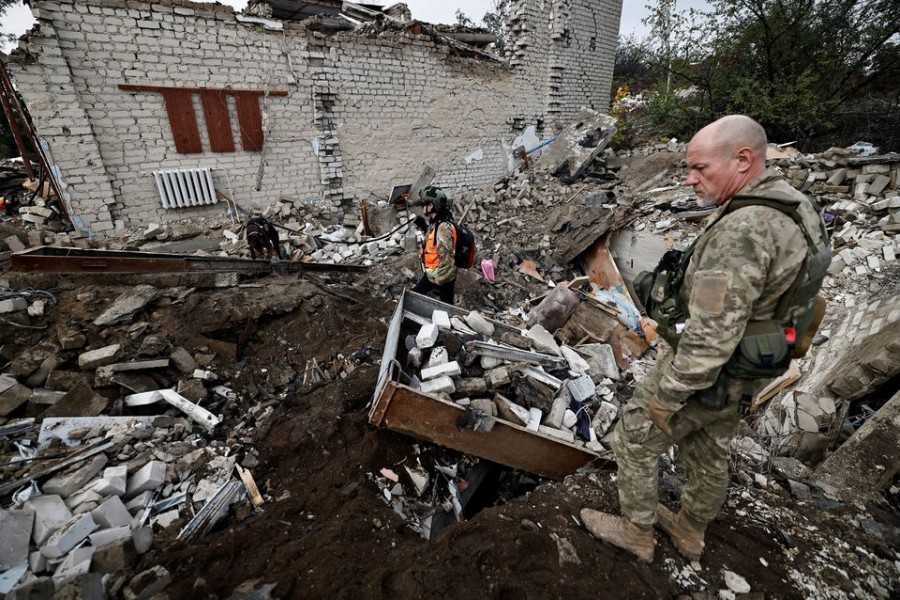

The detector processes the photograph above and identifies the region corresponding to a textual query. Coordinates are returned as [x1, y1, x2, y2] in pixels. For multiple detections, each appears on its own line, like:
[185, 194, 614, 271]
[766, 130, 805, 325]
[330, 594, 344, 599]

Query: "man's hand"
[413, 215, 428, 232]
[648, 395, 679, 438]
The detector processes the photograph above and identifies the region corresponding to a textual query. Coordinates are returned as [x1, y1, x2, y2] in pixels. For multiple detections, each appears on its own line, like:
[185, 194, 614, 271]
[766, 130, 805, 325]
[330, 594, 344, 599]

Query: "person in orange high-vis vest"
[411, 186, 458, 305]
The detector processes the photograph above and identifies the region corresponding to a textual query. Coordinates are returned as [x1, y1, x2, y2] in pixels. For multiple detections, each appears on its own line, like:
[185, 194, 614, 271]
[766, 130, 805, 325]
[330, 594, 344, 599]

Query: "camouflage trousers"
[612, 351, 764, 528]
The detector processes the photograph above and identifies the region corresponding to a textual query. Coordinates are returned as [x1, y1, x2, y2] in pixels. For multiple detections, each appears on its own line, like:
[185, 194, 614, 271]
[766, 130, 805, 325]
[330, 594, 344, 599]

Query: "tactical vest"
[419, 221, 457, 270]
[635, 191, 831, 380]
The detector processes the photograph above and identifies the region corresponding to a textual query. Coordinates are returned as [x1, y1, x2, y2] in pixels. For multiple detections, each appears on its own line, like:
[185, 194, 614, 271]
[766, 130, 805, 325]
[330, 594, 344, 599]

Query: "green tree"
[633, 0, 900, 145]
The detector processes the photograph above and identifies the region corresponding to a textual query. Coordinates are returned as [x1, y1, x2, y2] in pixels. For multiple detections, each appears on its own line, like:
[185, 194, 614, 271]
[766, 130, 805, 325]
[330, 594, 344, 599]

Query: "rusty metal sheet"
[235, 92, 264, 151]
[201, 90, 235, 153]
[369, 290, 612, 480]
[371, 383, 607, 479]
[10, 246, 367, 275]
[162, 89, 202, 154]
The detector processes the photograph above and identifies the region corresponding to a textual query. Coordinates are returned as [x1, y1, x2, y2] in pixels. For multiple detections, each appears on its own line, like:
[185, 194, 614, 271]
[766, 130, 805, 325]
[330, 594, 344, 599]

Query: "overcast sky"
[1, 1, 708, 53]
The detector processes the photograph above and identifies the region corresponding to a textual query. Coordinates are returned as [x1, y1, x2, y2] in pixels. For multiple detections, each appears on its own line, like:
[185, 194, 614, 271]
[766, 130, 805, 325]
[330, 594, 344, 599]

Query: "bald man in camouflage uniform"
[580, 115, 830, 562]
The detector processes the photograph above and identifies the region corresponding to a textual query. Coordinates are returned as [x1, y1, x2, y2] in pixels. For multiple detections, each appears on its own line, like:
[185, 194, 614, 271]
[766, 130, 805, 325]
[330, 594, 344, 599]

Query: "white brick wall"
[7, 0, 622, 231]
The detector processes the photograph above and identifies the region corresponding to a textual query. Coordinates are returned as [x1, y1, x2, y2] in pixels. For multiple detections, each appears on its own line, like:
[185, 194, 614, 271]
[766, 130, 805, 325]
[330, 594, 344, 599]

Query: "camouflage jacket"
[421, 221, 458, 285]
[656, 169, 830, 408]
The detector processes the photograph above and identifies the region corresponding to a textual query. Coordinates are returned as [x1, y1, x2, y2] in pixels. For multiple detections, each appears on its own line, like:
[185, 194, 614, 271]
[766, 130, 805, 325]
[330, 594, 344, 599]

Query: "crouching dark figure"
[245, 216, 284, 260]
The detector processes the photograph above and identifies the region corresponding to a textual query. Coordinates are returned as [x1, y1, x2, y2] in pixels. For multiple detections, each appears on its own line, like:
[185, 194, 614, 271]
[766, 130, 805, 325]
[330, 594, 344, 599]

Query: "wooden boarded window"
[118, 85, 286, 154]
[200, 90, 235, 153]
[234, 92, 264, 152]
[162, 89, 202, 154]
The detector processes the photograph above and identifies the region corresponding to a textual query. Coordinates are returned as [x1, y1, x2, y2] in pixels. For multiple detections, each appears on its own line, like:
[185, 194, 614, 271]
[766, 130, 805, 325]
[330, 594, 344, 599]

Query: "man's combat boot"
[655, 504, 705, 561]
[579, 508, 655, 563]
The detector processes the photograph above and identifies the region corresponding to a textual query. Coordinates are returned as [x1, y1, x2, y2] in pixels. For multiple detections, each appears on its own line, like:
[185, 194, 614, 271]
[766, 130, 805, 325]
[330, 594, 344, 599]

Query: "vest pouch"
[694, 373, 730, 410]
[634, 270, 654, 311]
[650, 271, 670, 303]
[724, 320, 791, 379]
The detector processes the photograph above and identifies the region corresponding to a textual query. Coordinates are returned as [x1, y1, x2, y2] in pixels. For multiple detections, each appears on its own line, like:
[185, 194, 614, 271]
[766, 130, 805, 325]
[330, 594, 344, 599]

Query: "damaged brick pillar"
[307, 36, 350, 221]
[3, 6, 118, 237]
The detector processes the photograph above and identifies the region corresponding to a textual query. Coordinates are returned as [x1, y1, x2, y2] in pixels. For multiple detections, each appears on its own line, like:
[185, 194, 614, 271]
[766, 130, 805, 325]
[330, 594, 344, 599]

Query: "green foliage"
[617, 0, 900, 146]
[454, 9, 475, 28]
[481, 0, 509, 57]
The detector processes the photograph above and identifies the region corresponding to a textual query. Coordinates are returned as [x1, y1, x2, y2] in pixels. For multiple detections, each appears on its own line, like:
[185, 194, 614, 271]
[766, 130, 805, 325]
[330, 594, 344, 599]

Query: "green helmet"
[418, 186, 449, 212]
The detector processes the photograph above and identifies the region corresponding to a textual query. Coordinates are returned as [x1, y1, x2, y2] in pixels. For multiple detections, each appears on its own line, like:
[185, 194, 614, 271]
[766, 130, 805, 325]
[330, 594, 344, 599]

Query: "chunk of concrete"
[494, 394, 530, 426]
[525, 324, 561, 356]
[52, 546, 94, 588]
[91, 496, 133, 529]
[0, 508, 35, 571]
[0, 297, 27, 314]
[57, 324, 87, 350]
[43, 454, 108, 498]
[125, 461, 166, 499]
[169, 347, 198, 374]
[560, 346, 591, 375]
[431, 310, 452, 330]
[52, 572, 106, 600]
[578, 343, 620, 380]
[88, 525, 132, 549]
[124, 491, 153, 515]
[544, 396, 569, 429]
[425, 346, 448, 369]
[526, 407, 542, 431]
[469, 399, 497, 431]
[41, 513, 99, 559]
[5, 576, 54, 600]
[415, 323, 439, 349]
[0, 380, 31, 417]
[78, 344, 122, 370]
[131, 526, 153, 555]
[538, 424, 575, 443]
[486, 366, 511, 388]
[464, 311, 494, 337]
[420, 361, 461, 381]
[4, 234, 26, 252]
[91, 536, 138, 574]
[93, 285, 158, 327]
[29, 549, 47, 573]
[455, 378, 488, 396]
[94, 465, 127, 496]
[26, 494, 73, 546]
[123, 565, 172, 600]
[420, 376, 455, 395]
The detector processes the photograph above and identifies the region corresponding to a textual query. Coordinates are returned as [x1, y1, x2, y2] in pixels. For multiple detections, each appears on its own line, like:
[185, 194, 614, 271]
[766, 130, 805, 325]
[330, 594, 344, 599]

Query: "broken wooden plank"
[235, 464, 264, 507]
[750, 360, 802, 413]
[96, 359, 170, 379]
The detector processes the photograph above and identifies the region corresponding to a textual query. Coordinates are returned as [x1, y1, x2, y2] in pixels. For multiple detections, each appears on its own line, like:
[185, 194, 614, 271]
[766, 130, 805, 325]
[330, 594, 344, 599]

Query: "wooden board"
[201, 90, 235, 153]
[235, 92, 264, 151]
[162, 89, 202, 154]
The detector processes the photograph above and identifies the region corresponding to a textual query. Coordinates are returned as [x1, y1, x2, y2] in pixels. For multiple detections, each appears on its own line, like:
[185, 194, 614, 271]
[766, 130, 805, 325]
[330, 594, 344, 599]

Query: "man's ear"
[734, 146, 754, 172]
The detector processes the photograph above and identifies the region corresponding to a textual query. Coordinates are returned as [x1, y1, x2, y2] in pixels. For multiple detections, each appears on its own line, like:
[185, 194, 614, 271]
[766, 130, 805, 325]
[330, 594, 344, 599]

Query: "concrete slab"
[43, 454, 108, 498]
[0, 508, 35, 571]
[41, 512, 98, 559]
[52, 546, 94, 589]
[125, 461, 166, 499]
[91, 496, 133, 529]
[25, 494, 73, 545]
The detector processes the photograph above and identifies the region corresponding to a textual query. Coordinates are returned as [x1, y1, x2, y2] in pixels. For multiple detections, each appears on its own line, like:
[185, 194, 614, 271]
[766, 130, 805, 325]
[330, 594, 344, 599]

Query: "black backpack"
[453, 222, 476, 269]
[432, 218, 476, 269]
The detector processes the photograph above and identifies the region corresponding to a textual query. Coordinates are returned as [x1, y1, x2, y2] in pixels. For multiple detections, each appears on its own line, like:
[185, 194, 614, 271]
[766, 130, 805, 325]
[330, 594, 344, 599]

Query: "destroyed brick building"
[1, 0, 622, 236]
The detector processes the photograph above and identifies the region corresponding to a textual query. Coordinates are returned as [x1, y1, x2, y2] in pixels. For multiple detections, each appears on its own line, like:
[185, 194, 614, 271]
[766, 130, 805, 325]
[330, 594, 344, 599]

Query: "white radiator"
[153, 168, 217, 209]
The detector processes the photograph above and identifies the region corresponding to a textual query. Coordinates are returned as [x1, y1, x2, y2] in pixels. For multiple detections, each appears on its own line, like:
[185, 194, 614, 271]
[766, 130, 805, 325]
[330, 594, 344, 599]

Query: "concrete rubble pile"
[403, 306, 620, 451]
[0, 283, 283, 598]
